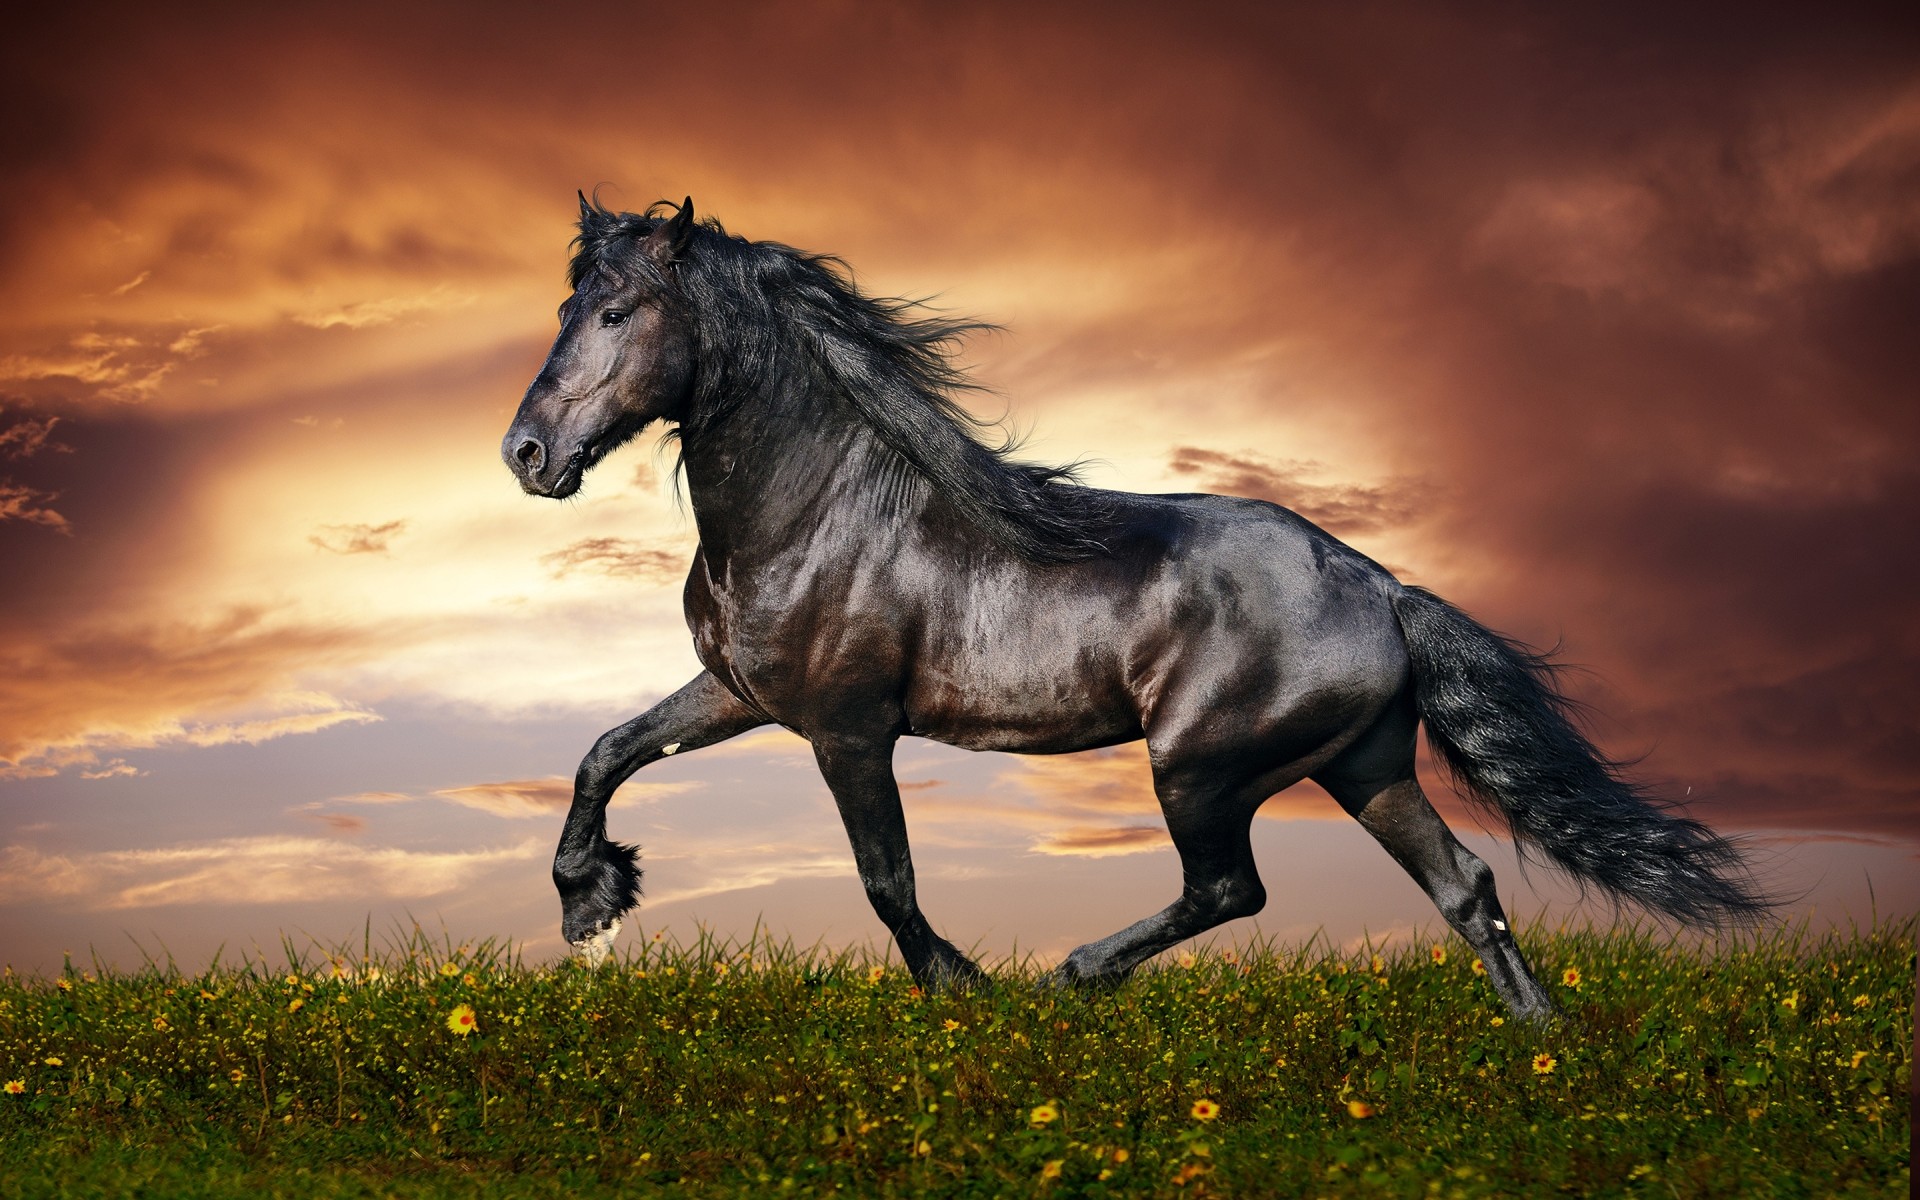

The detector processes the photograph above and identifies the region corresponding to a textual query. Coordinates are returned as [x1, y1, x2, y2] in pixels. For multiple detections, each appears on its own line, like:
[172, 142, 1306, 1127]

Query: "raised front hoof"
[569, 917, 623, 968]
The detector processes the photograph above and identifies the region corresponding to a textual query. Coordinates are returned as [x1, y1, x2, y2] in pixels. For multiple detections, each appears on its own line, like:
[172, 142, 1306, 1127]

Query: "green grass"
[1, 920, 1911, 1198]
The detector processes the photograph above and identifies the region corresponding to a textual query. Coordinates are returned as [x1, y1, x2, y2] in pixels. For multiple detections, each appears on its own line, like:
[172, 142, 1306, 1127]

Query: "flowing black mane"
[571, 199, 1111, 563]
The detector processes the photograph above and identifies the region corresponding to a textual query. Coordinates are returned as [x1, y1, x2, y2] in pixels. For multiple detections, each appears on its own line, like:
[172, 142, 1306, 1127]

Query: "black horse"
[503, 196, 1769, 1019]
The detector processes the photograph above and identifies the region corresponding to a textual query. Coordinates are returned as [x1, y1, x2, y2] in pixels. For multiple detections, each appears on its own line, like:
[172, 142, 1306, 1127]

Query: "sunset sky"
[2, 2, 1915, 976]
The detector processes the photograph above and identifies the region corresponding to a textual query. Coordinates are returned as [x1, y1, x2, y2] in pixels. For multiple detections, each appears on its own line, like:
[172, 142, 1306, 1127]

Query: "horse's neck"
[679, 382, 906, 561]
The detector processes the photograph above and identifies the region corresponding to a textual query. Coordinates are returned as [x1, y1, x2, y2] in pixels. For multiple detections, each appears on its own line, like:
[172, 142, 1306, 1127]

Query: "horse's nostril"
[515, 437, 545, 471]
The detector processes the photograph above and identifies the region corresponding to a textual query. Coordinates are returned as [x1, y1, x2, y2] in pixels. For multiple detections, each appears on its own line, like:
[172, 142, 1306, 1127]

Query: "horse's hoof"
[571, 917, 623, 967]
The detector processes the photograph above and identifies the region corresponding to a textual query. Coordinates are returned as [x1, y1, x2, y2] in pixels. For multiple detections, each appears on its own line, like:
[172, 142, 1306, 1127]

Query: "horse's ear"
[644, 197, 696, 266]
[577, 190, 596, 227]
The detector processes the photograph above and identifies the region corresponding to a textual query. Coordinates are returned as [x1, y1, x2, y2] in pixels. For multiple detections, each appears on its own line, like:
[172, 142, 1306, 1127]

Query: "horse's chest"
[686, 563, 900, 719]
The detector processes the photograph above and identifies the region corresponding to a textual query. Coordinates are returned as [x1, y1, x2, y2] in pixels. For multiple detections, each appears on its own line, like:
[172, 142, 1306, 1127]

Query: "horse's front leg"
[556, 670, 766, 960]
[812, 733, 986, 989]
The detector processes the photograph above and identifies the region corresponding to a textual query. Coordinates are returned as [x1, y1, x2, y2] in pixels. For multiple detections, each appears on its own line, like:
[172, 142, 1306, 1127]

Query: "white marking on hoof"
[572, 917, 623, 967]
[661, 742, 681, 756]
[1492, 919, 1507, 932]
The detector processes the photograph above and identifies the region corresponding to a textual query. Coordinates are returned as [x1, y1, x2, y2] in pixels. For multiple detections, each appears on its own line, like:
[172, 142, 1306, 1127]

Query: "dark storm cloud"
[0, 0, 1912, 859]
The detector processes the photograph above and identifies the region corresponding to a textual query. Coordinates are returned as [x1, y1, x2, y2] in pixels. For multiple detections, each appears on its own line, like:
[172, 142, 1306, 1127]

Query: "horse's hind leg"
[1051, 766, 1270, 986]
[1314, 695, 1554, 1021]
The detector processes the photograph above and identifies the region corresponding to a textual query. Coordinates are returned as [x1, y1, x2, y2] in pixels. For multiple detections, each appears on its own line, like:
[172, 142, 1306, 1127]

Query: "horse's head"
[503, 196, 700, 498]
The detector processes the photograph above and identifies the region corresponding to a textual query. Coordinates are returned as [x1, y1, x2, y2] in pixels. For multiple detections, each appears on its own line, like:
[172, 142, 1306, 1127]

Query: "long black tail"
[1389, 585, 1772, 927]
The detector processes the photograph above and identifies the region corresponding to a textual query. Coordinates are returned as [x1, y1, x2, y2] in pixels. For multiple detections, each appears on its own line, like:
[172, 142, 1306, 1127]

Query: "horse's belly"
[903, 663, 1143, 754]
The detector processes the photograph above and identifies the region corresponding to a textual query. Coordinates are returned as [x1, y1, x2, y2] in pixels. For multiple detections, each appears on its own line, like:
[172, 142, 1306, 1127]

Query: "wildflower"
[1190, 1098, 1220, 1121]
[286, 999, 303, 1014]
[943, 1018, 961, 1031]
[712, 961, 729, 977]
[3, 1080, 23, 1095]
[1780, 991, 1799, 1012]
[1562, 967, 1581, 990]
[867, 965, 885, 984]
[56, 978, 72, 992]
[153, 1015, 170, 1031]
[1346, 1099, 1375, 1118]
[1113, 1149, 1130, 1163]
[229, 1069, 246, 1083]
[1370, 954, 1384, 974]
[1490, 1016, 1504, 1026]
[1220, 949, 1237, 965]
[1533, 1053, 1557, 1075]
[198, 990, 217, 1001]
[651, 930, 664, 942]
[1178, 951, 1196, 968]
[1849, 1051, 1869, 1069]
[42, 1057, 61, 1067]
[439, 961, 460, 978]
[916, 1140, 931, 1156]
[1852, 993, 1870, 1008]
[1040, 1160, 1063, 1180]
[446, 1004, 478, 1036]
[462, 972, 478, 987]
[1472, 958, 1487, 976]
[1430, 945, 1447, 966]
[1030, 1102, 1059, 1126]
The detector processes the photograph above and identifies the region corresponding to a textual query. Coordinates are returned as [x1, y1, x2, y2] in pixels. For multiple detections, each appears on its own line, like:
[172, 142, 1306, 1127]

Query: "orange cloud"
[540, 537, 684, 582]
[309, 520, 408, 555]
[433, 776, 700, 819]
[0, 835, 540, 910]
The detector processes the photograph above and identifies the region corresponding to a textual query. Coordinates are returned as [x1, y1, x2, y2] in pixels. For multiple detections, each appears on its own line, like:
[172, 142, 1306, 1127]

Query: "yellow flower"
[712, 961, 729, 977]
[1190, 1098, 1220, 1121]
[285, 999, 303, 1014]
[1430, 945, 1447, 966]
[153, 1015, 170, 1031]
[1849, 1051, 1869, 1069]
[56, 978, 72, 992]
[1040, 1160, 1063, 1180]
[1370, 954, 1384, 974]
[1490, 1016, 1505, 1026]
[1113, 1148, 1130, 1163]
[1472, 958, 1487, 976]
[1029, 1102, 1059, 1126]
[439, 962, 460, 978]
[41, 1056, 61, 1067]
[1852, 993, 1870, 1008]
[1532, 1053, 1557, 1075]
[1562, 967, 1581, 990]
[1346, 1099, 1375, 1119]
[229, 1069, 246, 1083]
[446, 1004, 478, 1036]
[943, 1018, 961, 1031]
[3, 1080, 23, 1095]
[1780, 991, 1799, 1012]
[866, 965, 885, 984]
[916, 1139, 931, 1156]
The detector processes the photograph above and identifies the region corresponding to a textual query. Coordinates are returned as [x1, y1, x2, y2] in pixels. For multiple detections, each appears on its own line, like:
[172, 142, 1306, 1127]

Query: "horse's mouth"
[545, 440, 604, 498]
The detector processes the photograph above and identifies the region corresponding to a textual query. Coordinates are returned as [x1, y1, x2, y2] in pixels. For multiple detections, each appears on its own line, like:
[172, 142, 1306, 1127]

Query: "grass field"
[1, 920, 1911, 1198]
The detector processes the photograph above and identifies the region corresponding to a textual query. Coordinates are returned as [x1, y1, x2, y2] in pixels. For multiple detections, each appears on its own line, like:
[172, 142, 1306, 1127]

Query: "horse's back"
[900, 489, 1409, 757]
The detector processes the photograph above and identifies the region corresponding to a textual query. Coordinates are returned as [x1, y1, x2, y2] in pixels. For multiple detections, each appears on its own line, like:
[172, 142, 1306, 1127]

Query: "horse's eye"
[601, 310, 628, 327]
